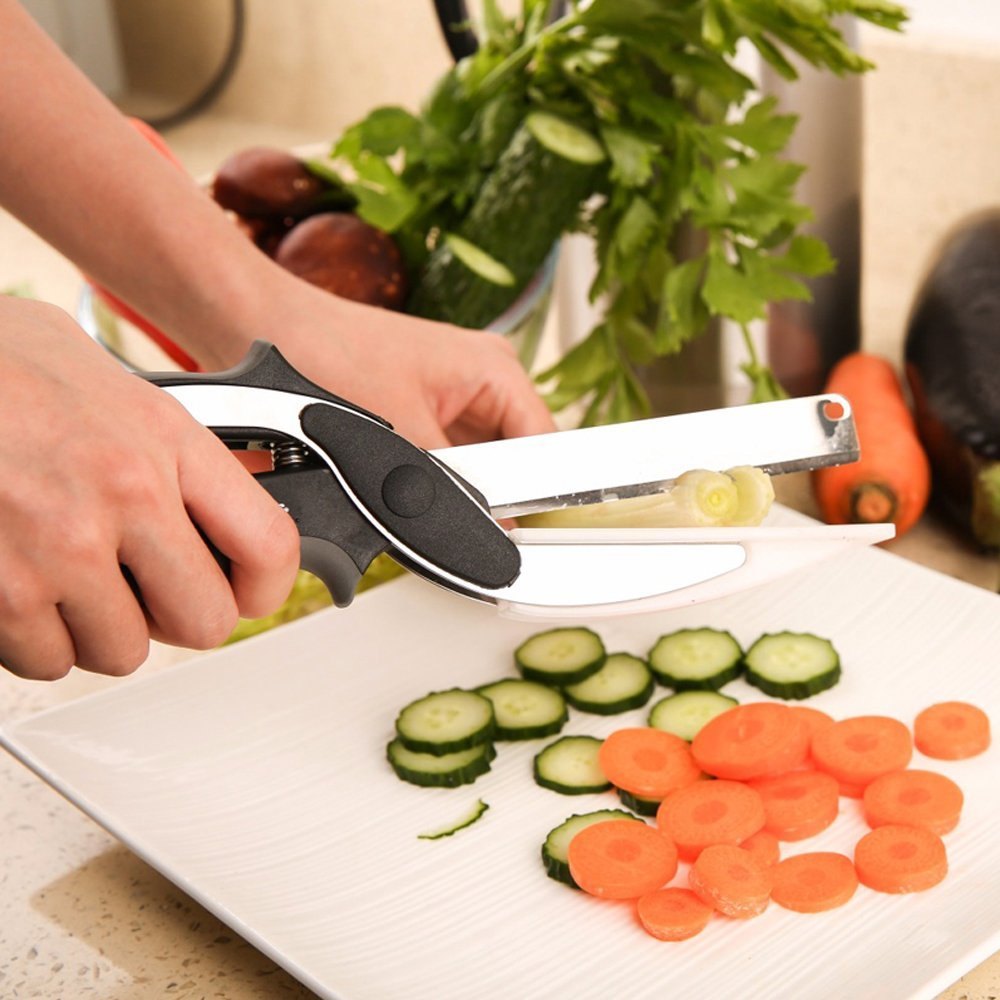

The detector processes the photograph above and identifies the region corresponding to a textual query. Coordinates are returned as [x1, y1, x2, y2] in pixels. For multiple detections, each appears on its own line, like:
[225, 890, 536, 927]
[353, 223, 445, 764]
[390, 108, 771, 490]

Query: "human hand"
[0, 298, 299, 680]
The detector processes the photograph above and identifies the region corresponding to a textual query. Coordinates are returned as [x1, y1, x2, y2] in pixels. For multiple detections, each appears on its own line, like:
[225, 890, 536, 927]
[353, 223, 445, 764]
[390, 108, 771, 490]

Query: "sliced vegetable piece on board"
[598, 727, 703, 799]
[476, 678, 567, 740]
[862, 769, 964, 835]
[648, 628, 744, 691]
[534, 735, 611, 795]
[749, 769, 840, 841]
[744, 632, 841, 700]
[542, 810, 643, 888]
[691, 702, 810, 780]
[770, 852, 858, 913]
[617, 787, 663, 818]
[387, 738, 495, 788]
[395, 688, 495, 755]
[568, 819, 679, 899]
[688, 844, 773, 918]
[648, 690, 739, 742]
[417, 799, 490, 840]
[515, 626, 607, 685]
[853, 824, 948, 893]
[564, 652, 654, 715]
[656, 779, 766, 861]
[811, 715, 913, 790]
[636, 887, 714, 941]
[913, 701, 991, 760]
[525, 111, 607, 165]
[740, 829, 781, 869]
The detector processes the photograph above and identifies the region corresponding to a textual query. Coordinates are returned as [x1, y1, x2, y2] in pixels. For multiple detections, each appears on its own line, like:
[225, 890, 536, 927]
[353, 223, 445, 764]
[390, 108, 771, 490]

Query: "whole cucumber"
[904, 210, 1000, 548]
[407, 122, 596, 329]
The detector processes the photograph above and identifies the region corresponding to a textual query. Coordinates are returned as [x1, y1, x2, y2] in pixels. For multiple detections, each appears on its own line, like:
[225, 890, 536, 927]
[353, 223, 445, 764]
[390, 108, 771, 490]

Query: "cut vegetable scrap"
[636, 887, 714, 941]
[542, 810, 642, 888]
[913, 701, 991, 760]
[853, 824, 948, 894]
[811, 715, 913, 790]
[417, 799, 490, 840]
[598, 727, 703, 799]
[862, 769, 964, 836]
[770, 852, 858, 913]
[688, 844, 773, 918]
[386, 738, 495, 788]
[656, 779, 766, 861]
[691, 702, 810, 780]
[567, 819, 679, 900]
[749, 769, 840, 841]
[518, 466, 774, 528]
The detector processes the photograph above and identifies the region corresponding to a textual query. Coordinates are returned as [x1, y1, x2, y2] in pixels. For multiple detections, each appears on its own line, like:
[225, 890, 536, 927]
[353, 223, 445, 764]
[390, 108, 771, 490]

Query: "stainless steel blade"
[433, 394, 858, 518]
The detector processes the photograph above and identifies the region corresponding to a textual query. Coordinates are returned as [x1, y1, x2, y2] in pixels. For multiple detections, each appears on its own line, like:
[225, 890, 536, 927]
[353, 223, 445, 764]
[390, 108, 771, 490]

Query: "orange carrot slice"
[740, 829, 781, 869]
[770, 852, 858, 912]
[691, 703, 810, 780]
[791, 705, 836, 741]
[636, 887, 713, 941]
[656, 779, 766, 861]
[914, 701, 991, 760]
[598, 728, 703, 799]
[749, 769, 840, 841]
[567, 819, 678, 899]
[811, 715, 912, 790]
[854, 824, 948, 893]
[688, 844, 772, 918]
[862, 769, 964, 836]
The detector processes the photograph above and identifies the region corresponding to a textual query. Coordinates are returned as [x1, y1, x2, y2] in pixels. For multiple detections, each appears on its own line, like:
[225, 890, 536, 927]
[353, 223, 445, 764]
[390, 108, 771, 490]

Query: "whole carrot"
[812, 353, 931, 537]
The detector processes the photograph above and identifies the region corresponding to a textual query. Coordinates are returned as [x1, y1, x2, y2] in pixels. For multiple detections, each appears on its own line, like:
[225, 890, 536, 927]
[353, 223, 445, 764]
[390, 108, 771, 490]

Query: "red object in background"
[86, 117, 200, 372]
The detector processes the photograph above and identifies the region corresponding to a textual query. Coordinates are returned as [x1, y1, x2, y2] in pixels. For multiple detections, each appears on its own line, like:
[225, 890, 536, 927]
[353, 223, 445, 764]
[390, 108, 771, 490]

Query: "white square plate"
[2, 537, 999, 1000]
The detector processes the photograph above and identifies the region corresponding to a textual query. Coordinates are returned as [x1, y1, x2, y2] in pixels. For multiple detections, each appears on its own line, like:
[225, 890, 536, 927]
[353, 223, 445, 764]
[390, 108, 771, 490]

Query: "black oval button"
[381, 464, 436, 518]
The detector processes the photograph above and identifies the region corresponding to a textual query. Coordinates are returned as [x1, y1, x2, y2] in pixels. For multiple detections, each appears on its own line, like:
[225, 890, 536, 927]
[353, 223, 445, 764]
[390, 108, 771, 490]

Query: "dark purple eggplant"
[904, 210, 1000, 549]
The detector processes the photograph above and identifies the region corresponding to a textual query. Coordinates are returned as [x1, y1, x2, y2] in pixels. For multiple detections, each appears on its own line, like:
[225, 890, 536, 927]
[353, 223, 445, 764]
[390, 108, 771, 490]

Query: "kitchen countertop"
[2, 116, 1000, 1000]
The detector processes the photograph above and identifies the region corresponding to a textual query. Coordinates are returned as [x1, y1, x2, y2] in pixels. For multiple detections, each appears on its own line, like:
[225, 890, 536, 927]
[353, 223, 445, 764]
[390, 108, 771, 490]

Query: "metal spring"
[271, 441, 311, 468]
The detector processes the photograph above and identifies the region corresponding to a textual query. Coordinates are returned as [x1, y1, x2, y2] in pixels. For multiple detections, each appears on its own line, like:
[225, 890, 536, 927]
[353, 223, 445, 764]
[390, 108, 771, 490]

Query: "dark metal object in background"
[432, 1, 568, 62]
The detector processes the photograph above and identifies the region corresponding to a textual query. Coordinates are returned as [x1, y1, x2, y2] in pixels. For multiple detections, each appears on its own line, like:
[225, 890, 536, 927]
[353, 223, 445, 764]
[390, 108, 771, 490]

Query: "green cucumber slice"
[744, 631, 841, 700]
[515, 627, 607, 685]
[534, 735, 611, 795]
[395, 688, 495, 755]
[648, 627, 744, 690]
[563, 652, 654, 715]
[648, 690, 739, 741]
[386, 739, 495, 788]
[417, 799, 490, 840]
[443, 234, 515, 287]
[542, 809, 643, 887]
[526, 111, 606, 165]
[476, 678, 568, 740]
[617, 787, 662, 817]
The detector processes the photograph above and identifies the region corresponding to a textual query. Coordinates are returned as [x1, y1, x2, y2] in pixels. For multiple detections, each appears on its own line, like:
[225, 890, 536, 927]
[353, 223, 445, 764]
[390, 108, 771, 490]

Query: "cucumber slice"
[563, 652, 654, 715]
[387, 738, 495, 788]
[417, 799, 490, 840]
[515, 627, 607, 686]
[443, 233, 515, 287]
[476, 678, 568, 740]
[534, 735, 611, 795]
[526, 111, 606, 165]
[648, 690, 739, 741]
[744, 631, 841, 700]
[648, 627, 744, 691]
[617, 787, 663, 818]
[395, 688, 495, 755]
[542, 809, 643, 887]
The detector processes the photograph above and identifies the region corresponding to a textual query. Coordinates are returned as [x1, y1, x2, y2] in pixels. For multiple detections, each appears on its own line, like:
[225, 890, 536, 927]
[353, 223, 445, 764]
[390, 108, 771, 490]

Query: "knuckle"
[178, 600, 238, 651]
[0, 574, 48, 621]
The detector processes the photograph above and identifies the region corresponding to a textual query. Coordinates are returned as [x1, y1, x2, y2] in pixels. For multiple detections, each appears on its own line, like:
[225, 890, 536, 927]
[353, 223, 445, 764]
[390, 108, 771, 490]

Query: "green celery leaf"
[742, 360, 790, 403]
[721, 97, 799, 154]
[739, 246, 813, 303]
[774, 233, 836, 276]
[600, 126, 658, 188]
[537, 324, 618, 412]
[343, 152, 419, 232]
[702, 250, 768, 325]
[656, 255, 709, 353]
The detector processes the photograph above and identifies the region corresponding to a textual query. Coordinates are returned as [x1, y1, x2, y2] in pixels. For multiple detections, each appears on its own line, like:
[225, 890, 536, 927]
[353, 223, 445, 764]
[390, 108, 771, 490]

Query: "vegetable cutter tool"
[146, 341, 893, 619]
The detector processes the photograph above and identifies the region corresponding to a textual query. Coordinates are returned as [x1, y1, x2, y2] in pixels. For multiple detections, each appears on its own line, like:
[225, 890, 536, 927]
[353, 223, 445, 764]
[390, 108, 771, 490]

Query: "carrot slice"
[792, 705, 836, 739]
[853, 824, 948, 893]
[862, 769, 964, 836]
[749, 770, 840, 841]
[811, 715, 913, 790]
[656, 779, 766, 860]
[567, 819, 678, 899]
[691, 702, 810, 780]
[914, 701, 991, 760]
[770, 852, 858, 913]
[838, 780, 867, 799]
[598, 727, 703, 799]
[740, 829, 781, 869]
[636, 887, 713, 941]
[688, 844, 772, 918]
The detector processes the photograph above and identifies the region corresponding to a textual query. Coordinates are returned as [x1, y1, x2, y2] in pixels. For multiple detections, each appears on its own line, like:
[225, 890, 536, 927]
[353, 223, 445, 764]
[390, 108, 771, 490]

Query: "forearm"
[0, 0, 285, 368]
